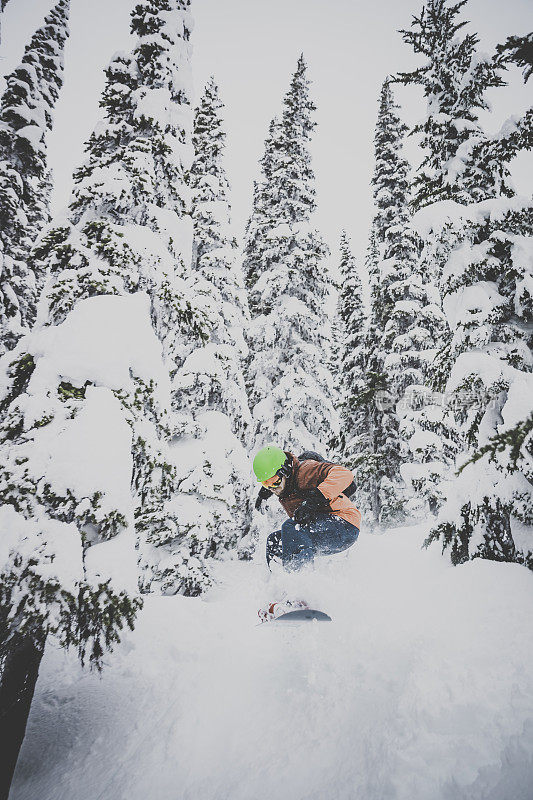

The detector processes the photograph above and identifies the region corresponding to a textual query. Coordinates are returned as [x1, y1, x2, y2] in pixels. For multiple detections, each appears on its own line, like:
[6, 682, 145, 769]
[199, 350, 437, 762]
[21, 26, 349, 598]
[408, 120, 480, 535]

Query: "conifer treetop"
[372, 77, 410, 247]
[48, 0, 205, 371]
[192, 77, 226, 176]
[282, 54, 317, 140]
[0, 0, 70, 214]
[71, 0, 194, 231]
[244, 55, 337, 453]
[260, 116, 282, 184]
[496, 32, 533, 84]
[337, 231, 367, 443]
[0, 0, 70, 134]
[338, 230, 364, 336]
[277, 54, 317, 223]
[396, 0, 508, 208]
[245, 57, 327, 320]
[186, 73, 252, 440]
[131, 0, 193, 103]
[190, 76, 235, 264]
[0, 0, 71, 351]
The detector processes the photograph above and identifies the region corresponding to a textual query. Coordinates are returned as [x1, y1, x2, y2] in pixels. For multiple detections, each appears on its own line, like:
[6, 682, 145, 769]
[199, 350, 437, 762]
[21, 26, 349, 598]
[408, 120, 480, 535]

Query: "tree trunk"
[0, 634, 45, 800]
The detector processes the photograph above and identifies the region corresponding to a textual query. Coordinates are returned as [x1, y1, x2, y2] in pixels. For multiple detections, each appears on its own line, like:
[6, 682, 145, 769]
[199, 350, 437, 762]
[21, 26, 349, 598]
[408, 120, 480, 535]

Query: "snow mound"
[11, 523, 533, 800]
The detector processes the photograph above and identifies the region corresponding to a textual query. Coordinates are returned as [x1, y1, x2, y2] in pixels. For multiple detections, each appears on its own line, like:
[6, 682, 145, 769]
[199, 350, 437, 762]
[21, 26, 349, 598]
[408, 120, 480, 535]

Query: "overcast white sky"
[1, 0, 532, 270]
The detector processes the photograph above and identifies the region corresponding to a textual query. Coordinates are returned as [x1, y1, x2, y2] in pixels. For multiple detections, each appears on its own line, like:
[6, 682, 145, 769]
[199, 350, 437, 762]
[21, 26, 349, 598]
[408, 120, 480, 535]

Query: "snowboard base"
[271, 608, 332, 623]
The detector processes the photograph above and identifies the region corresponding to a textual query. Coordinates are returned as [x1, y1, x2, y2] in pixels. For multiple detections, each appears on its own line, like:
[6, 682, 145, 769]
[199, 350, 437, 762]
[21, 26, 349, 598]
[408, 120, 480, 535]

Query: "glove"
[255, 485, 273, 510]
[293, 488, 330, 525]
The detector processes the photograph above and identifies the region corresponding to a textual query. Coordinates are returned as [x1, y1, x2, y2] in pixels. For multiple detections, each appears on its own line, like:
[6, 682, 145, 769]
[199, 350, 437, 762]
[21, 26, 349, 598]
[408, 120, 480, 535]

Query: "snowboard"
[268, 608, 332, 623]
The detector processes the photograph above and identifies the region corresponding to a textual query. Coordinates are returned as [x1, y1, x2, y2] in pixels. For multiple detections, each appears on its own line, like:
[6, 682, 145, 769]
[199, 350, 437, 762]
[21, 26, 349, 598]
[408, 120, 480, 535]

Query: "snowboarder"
[253, 445, 361, 621]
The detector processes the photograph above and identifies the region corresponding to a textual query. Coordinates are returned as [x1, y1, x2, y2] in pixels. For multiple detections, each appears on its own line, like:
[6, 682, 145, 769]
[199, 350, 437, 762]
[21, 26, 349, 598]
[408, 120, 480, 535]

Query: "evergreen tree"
[420, 12, 533, 567]
[168, 76, 253, 570]
[425, 194, 533, 568]
[371, 79, 419, 522]
[394, 0, 514, 516]
[336, 231, 366, 462]
[243, 116, 283, 317]
[373, 80, 421, 385]
[393, 212, 459, 516]
[397, 0, 507, 210]
[244, 56, 338, 454]
[188, 77, 251, 437]
[54, 0, 224, 596]
[496, 32, 533, 84]
[0, 4, 206, 788]
[0, 0, 70, 354]
[422, 91, 533, 564]
[346, 80, 418, 524]
[341, 232, 379, 520]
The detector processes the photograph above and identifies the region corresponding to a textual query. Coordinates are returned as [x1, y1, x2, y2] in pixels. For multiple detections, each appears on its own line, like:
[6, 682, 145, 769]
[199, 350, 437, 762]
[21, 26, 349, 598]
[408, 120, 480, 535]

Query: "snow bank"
[11, 523, 533, 800]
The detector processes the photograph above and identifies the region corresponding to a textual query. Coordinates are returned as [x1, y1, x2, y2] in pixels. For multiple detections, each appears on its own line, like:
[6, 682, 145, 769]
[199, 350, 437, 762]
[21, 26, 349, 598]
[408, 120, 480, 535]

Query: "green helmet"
[253, 445, 287, 482]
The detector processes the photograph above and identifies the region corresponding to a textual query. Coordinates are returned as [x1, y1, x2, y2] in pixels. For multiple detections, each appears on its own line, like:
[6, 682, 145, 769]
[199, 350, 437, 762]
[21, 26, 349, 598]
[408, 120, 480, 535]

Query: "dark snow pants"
[266, 512, 359, 571]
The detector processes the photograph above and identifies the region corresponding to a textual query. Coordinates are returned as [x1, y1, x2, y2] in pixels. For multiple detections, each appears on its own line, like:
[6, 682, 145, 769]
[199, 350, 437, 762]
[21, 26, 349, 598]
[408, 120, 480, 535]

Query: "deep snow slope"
[11, 523, 533, 800]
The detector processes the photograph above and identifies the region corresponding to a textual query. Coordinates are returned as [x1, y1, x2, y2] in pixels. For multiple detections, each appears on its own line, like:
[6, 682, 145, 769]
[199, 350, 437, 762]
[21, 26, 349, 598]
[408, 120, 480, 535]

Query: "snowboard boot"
[257, 598, 310, 623]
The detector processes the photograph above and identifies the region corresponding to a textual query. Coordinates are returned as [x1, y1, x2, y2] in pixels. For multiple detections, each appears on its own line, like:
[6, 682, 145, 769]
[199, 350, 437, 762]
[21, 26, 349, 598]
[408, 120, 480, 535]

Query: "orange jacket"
[278, 453, 361, 530]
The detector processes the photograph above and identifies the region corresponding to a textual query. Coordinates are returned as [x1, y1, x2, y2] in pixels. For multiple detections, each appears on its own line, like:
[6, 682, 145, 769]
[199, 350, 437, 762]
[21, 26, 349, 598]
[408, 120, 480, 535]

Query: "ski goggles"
[262, 473, 283, 489]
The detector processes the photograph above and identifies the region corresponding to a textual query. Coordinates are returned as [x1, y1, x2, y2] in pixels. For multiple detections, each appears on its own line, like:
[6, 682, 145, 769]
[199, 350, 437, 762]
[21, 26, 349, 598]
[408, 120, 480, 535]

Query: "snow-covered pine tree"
[423, 194, 533, 568]
[0, 4, 208, 784]
[45, 0, 225, 597]
[168, 76, 253, 568]
[244, 55, 337, 455]
[496, 32, 533, 84]
[371, 82, 442, 516]
[370, 79, 418, 523]
[394, 0, 512, 516]
[188, 76, 250, 437]
[0, 0, 70, 354]
[424, 44, 533, 568]
[336, 231, 367, 463]
[397, 0, 507, 210]
[244, 116, 283, 317]
[346, 79, 418, 525]
[372, 80, 422, 396]
[337, 232, 377, 519]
